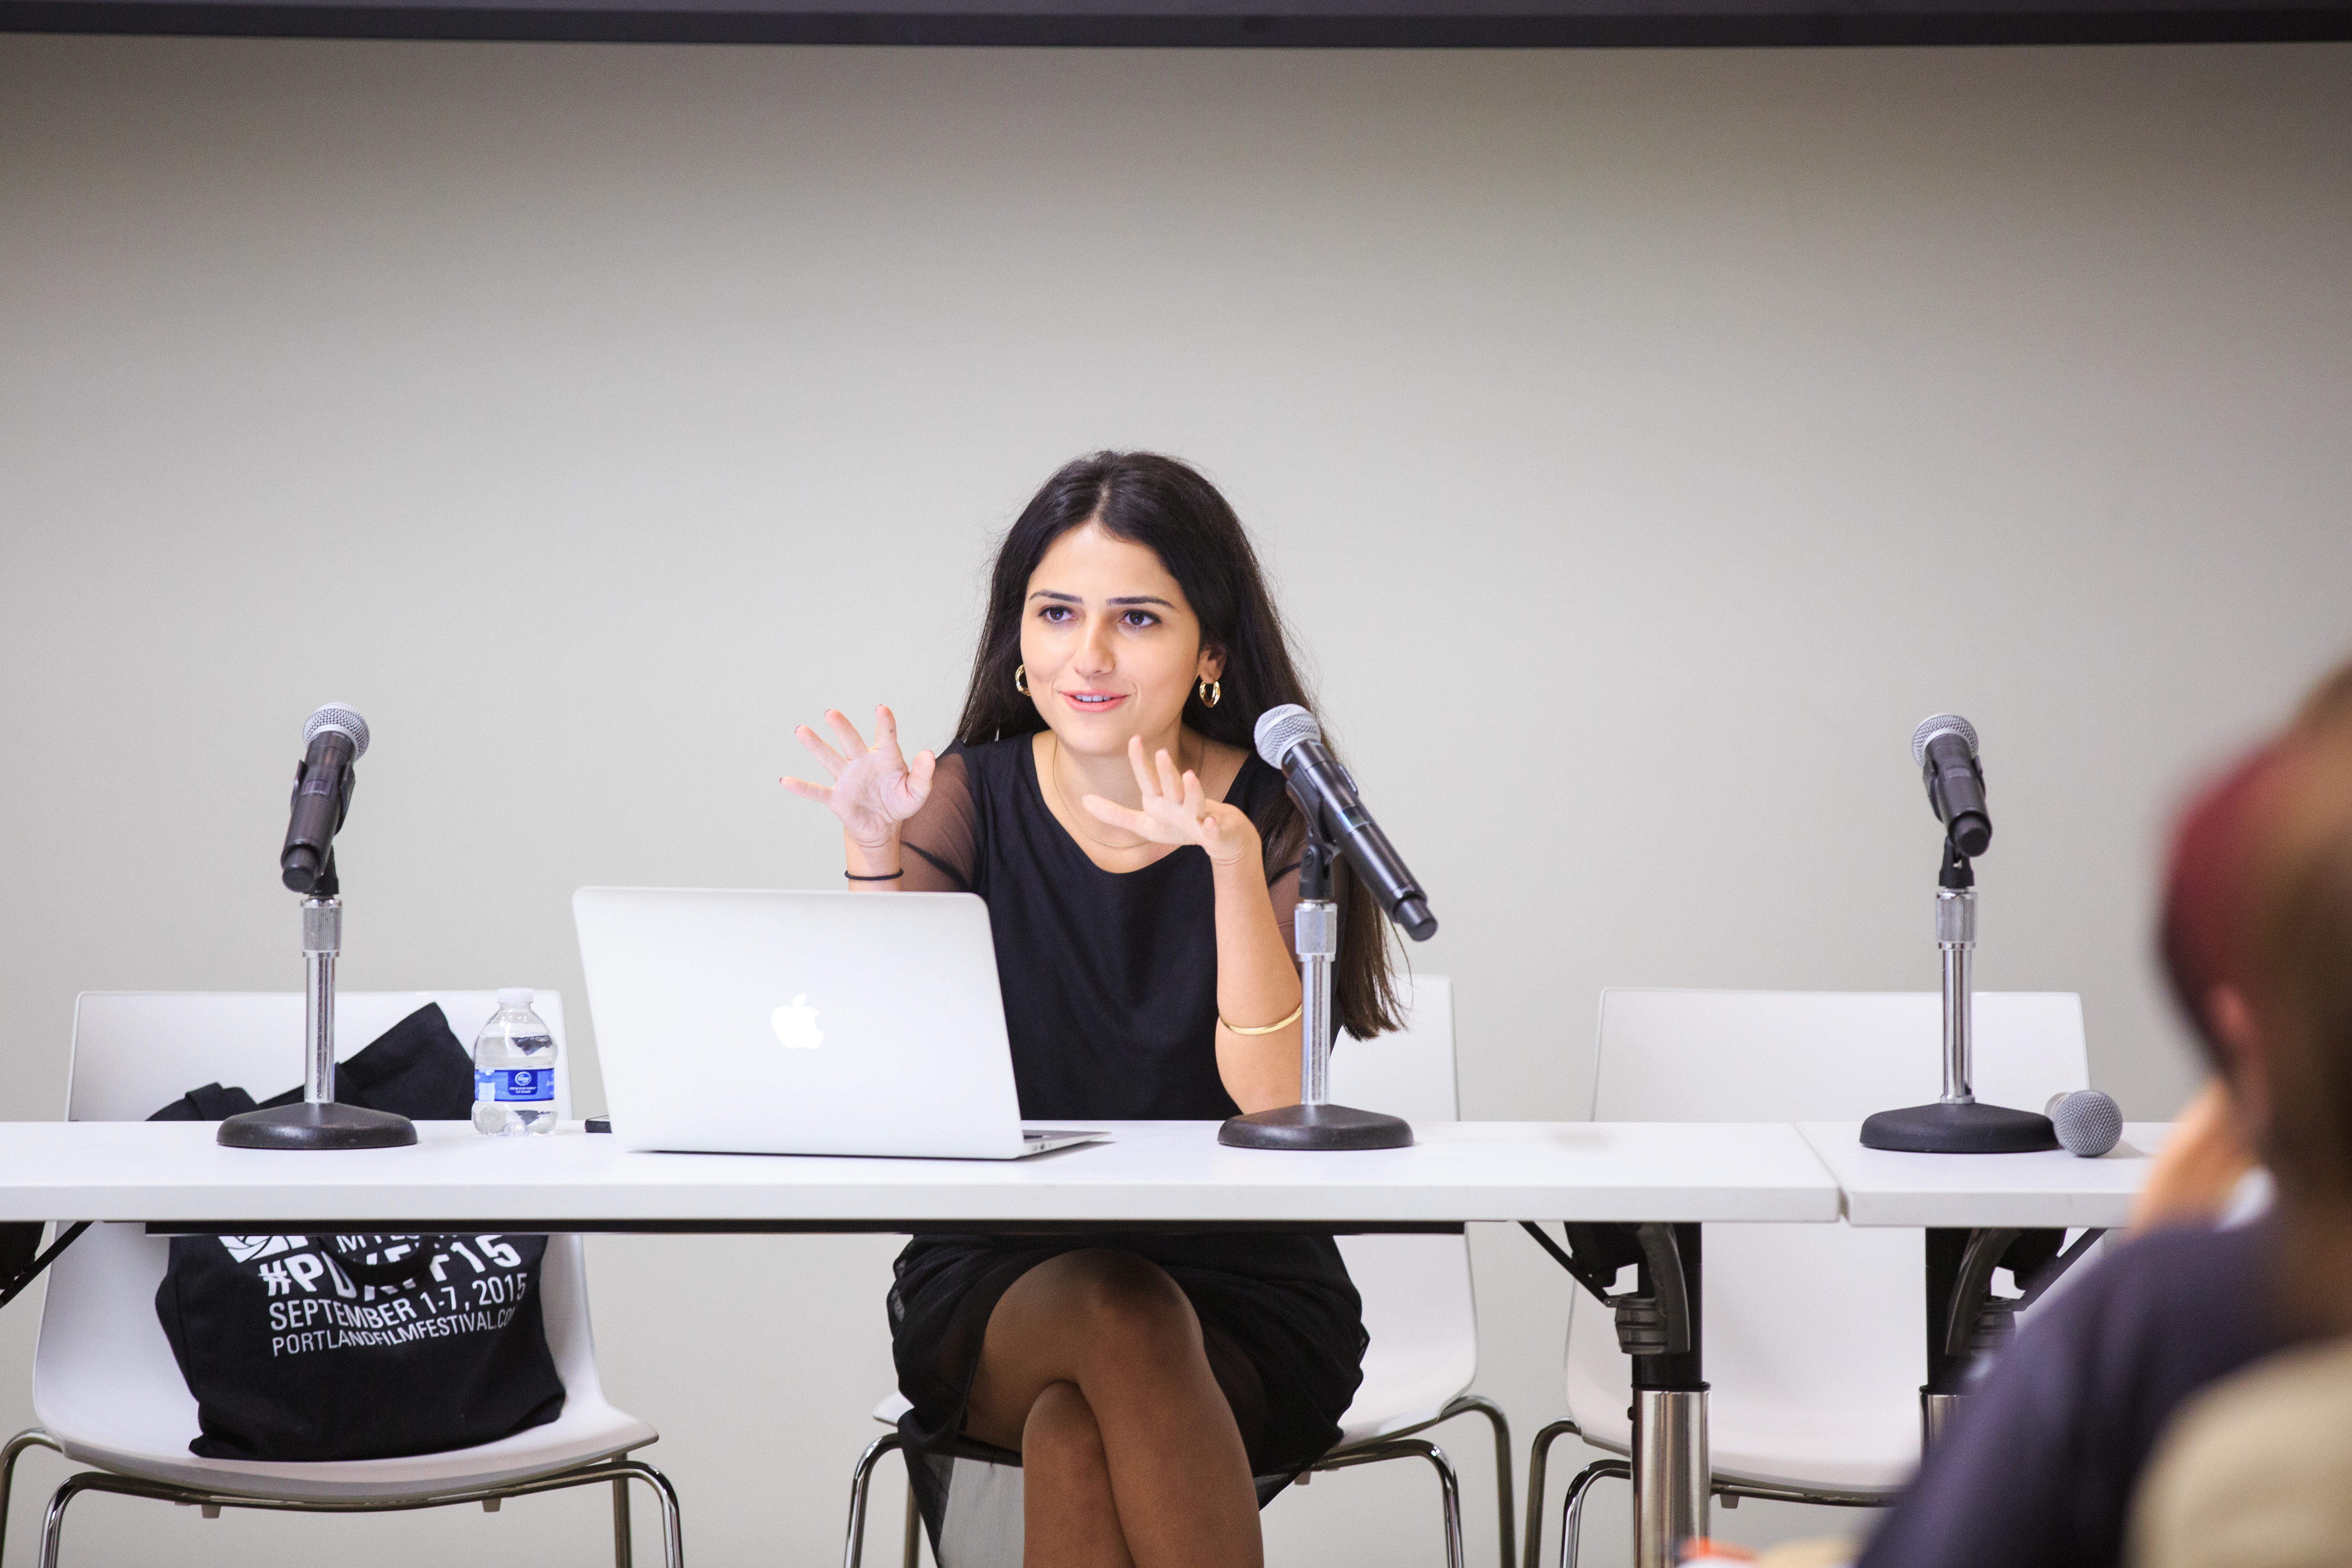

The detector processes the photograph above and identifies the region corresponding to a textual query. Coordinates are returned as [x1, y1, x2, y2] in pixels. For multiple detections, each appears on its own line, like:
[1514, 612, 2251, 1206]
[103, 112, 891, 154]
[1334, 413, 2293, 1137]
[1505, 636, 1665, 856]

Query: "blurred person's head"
[2160, 657, 2352, 1089]
[2241, 719, 2352, 1324]
[2160, 747, 2286, 1080]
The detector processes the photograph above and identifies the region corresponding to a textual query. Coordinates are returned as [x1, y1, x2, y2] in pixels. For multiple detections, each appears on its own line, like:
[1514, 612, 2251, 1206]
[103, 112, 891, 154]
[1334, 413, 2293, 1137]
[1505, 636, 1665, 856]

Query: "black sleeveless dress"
[886, 735, 1366, 1501]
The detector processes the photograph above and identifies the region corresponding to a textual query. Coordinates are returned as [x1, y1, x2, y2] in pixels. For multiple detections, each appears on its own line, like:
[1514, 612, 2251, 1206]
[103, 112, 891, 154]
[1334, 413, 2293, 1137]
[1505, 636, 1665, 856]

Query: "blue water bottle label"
[476, 1068, 554, 1103]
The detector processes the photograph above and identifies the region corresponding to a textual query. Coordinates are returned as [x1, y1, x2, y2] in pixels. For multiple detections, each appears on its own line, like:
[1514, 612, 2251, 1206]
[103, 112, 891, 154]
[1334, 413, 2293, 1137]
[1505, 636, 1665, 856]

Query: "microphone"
[1913, 713, 1992, 857]
[280, 704, 369, 893]
[2044, 1090, 2123, 1158]
[1254, 705, 1437, 942]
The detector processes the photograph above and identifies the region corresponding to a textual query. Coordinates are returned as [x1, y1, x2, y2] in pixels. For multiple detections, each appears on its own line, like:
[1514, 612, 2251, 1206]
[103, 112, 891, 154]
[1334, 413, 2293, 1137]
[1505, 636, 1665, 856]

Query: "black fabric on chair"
[147, 1002, 479, 1122]
[146, 1002, 565, 1463]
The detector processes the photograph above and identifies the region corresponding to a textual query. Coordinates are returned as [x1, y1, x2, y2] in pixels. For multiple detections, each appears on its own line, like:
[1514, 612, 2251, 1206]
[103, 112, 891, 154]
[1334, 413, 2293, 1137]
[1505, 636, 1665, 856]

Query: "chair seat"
[53, 1392, 657, 1503]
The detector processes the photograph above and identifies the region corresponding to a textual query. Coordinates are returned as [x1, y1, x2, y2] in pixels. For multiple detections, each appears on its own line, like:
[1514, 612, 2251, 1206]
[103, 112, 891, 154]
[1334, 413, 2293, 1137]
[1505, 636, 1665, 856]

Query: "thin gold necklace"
[1047, 731, 1198, 854]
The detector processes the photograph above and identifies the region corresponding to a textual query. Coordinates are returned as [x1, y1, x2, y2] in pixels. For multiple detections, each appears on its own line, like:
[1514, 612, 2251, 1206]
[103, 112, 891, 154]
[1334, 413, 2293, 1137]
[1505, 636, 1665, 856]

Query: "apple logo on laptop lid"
[771, 995, 824, 1050]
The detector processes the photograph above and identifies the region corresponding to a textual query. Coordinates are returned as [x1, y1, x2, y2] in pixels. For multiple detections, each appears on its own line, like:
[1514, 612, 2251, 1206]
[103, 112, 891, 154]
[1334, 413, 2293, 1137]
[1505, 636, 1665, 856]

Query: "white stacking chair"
[0, 990, 682, 1568]
[1525, 989, 2092, 1568]
[842, 975, 1511, 1568]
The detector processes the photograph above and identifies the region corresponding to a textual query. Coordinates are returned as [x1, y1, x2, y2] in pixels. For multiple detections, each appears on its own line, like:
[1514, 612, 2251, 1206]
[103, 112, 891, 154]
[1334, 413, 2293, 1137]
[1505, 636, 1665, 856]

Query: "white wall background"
[2, 31, 2348, 1566]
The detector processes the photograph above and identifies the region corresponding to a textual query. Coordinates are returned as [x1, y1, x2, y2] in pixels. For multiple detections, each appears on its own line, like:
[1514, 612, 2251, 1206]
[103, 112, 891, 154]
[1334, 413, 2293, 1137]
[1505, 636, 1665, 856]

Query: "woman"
[781, 452, 1390, 1568]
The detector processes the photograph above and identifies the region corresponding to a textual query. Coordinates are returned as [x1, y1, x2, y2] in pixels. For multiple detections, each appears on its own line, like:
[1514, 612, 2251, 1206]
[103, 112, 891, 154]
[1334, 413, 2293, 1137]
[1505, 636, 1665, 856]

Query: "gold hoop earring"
[1198, 678, 1221, 709]
[1015, 664, 1030, 697]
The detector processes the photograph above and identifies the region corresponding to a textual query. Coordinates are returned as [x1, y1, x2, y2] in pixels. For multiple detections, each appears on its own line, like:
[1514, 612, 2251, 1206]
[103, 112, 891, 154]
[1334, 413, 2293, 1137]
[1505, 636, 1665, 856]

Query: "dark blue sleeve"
[1855, 1223, 2288, 1568]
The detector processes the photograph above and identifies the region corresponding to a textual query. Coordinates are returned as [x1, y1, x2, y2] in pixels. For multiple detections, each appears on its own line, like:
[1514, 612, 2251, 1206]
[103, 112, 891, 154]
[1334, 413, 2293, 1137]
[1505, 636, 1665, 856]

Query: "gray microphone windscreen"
[305, 703, 370, 760]
[2044, 1089, 2123, 1158]
[1912, 713, 1980, 768]
[1254, 704, 1321, 770]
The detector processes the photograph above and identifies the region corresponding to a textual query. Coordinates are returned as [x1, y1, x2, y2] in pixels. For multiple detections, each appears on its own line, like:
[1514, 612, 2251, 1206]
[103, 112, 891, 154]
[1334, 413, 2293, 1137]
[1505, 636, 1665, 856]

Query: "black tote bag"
[151, 1004, 566, 1461]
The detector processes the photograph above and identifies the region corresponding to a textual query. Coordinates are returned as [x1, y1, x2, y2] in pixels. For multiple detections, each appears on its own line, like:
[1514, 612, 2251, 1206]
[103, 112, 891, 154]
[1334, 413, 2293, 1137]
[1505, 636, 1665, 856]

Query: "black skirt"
[891, 1231, 1366, 1504]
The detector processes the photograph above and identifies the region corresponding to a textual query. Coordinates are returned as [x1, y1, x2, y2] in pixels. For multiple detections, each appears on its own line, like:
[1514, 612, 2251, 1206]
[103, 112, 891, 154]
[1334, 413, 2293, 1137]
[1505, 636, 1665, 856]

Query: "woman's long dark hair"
[954, 451, 1402, 1040]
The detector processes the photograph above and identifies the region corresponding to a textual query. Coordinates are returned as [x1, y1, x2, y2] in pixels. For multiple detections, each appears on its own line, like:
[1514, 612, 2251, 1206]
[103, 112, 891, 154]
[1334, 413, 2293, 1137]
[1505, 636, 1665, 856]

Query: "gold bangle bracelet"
[1219, 1002, 1304, 1036]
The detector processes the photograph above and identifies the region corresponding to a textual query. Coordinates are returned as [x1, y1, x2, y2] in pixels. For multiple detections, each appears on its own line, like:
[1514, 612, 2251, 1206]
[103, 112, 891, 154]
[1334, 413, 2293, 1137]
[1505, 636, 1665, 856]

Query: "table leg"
[1921, 1225, 2098, 1452]
[1520, 1221, 1710, 1568]
[1629, 1224, 1707, 1568]
[1920, 1227, 1970, 1450]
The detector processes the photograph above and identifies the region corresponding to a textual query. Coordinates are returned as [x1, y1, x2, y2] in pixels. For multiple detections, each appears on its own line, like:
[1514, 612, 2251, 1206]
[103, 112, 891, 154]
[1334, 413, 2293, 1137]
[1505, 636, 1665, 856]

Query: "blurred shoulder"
[2130, 1334, 2352, 1568]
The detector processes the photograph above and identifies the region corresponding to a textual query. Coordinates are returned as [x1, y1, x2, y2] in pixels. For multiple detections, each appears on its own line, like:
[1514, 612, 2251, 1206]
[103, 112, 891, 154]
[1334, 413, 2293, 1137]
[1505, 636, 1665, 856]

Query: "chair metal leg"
[1521, 1418, 1579, 1568]
[1, 1428, 62, 1568]
[1438, 1394, 1514, 1568]
[34, 1472, 97, 1568]
[616, 1459, 685, 1568]
[1311, 1437, 1465, 1568]
[900, 1467, 920, 1568]
[1558, 1459, 1630, 1568]
[612, 1474, 634, 1568]
[844, 1430, 904, 1568]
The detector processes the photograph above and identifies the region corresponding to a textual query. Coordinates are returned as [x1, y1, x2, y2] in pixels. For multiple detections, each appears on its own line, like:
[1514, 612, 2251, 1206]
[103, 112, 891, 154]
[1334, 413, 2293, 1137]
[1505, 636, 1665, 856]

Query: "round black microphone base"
[1219, 1103, 1414, 1151]
[218, 1102, 418, 1151]
[1860, 1100, 2058, 1154]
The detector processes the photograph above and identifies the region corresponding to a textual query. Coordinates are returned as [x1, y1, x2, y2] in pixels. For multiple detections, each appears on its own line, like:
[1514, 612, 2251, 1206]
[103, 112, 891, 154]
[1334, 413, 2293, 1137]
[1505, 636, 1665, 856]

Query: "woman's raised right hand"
[780, 706, 936, 848]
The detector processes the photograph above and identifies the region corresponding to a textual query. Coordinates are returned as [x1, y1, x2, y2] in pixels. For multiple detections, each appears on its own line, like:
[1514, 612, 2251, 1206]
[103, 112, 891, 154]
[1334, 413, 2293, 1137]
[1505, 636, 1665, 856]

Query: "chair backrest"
[1325, 976, 1479, 1442]
[1330, 973, 1461, 1125]
[1589, 989, 2087, 1122]
[1565, 989, 2090, 1490]
[36, 991, 602, 1467]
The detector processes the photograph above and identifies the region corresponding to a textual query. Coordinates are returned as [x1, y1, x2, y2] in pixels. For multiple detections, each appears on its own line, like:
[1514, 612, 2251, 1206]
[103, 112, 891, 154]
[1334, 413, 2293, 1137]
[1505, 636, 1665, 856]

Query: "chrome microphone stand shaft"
[1938, 884, 1975, 1108]
[304, 895, 342, 1107]
[218, 854, 415, 1150]
[1860, 835, 2054, 1156]
[1220, 824, 1412, 1151]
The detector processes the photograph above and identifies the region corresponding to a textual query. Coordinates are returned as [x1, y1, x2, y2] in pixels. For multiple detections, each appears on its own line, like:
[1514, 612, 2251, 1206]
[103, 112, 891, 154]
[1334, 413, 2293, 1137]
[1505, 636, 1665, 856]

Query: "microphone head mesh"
[2045, 1089, 2123, 1158]
[1254, 704, 1322, 769]
[1912, 713, 1979, 767]
[305, 703, 370, 759]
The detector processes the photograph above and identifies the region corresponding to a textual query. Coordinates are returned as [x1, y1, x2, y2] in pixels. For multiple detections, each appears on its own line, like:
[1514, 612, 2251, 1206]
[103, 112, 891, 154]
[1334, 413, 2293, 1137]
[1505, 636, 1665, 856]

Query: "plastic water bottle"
[472, 988, 557, 1136]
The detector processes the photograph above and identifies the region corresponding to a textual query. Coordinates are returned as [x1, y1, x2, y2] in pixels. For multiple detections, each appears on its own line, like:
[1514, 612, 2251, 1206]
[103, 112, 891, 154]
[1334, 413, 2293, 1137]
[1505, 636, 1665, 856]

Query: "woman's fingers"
[1154, 747, 1185, 802]
[822, 708, 871, 760]
[778, 775, 833, 804]
[794, 724, 851, 777]
[1125, 735, 1161, 801]
[1080, 793, 1157, 836]
[899, 749, 938, 812]
[873, 704, 908, 768]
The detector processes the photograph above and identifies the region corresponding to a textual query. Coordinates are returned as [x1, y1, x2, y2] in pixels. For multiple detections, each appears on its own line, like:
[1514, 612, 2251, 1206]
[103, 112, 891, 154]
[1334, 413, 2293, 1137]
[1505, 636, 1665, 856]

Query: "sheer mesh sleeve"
[898, 752, 978, 892]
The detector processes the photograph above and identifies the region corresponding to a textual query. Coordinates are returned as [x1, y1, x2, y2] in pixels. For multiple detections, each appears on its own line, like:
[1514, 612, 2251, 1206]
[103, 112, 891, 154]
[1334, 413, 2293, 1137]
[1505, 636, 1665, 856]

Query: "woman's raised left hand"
[1082, 737, 1257, 869]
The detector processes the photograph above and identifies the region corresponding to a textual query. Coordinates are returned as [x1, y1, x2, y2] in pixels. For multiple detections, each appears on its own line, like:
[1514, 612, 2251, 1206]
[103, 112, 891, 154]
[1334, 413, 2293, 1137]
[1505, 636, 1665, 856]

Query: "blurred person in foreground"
[2127, 716, 2352, 1568]
[2132, 661, 2352, 1232]
[1852, 658, 2352, 1568]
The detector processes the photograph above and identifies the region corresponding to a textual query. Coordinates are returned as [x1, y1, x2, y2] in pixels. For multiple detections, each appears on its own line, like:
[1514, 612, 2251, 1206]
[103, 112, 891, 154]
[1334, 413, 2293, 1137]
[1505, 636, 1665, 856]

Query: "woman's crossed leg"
[963, 1249, 1264, 1568]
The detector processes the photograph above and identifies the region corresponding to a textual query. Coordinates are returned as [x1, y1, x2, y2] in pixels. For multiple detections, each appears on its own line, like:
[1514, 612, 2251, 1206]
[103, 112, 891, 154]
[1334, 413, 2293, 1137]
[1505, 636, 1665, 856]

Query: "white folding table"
[0, 1119, 1841, 1230]
[0, 1117, 1840, 1568]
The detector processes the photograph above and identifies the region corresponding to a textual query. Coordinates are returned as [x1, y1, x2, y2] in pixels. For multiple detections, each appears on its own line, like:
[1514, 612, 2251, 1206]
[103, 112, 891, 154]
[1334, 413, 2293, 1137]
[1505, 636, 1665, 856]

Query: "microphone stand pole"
[219, 853, 416, 1151]
[1220, 822, 1413, 1151]
[1859, 834, 2055, 1154]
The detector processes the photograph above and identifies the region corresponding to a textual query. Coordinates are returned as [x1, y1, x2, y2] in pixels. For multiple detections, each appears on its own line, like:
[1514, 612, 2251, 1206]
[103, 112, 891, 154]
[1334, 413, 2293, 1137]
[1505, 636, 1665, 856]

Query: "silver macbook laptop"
[572, 886, 1101, 1159]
